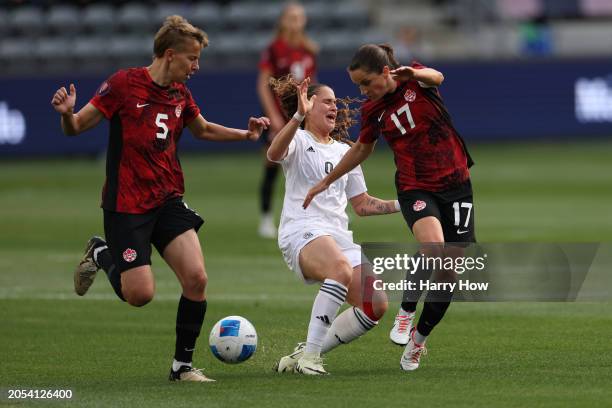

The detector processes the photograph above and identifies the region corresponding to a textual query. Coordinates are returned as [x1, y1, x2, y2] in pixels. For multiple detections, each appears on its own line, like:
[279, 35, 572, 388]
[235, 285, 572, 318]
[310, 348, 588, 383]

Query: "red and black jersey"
[259, 37, 317, 119]
[358, 62, 473, 193]
[90, 67, 200, 214]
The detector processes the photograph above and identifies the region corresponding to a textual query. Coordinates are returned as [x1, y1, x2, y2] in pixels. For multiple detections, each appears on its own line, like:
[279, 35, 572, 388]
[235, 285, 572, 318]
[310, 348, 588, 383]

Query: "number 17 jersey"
[358, 62, 473, 193]
[90, 67, 200, 214]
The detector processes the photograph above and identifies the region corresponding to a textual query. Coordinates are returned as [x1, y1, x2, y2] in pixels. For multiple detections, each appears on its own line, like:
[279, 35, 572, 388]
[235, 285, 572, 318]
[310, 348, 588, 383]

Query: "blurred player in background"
[256, 2, 318, 238]
[304, 44, 476, 371]
[268, 76, 398, 375]
[51, 15, 269, 382]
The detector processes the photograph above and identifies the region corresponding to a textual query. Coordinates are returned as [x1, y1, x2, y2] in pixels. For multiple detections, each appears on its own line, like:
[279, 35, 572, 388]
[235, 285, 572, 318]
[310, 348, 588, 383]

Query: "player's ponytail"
[348, 43, 400, 74]
[270, 75, 358, 145]
[377, 43, 400, 68]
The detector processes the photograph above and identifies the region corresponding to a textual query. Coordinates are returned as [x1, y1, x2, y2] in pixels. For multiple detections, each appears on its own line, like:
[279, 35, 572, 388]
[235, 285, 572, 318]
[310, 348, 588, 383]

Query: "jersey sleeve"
[276, 131, 300, 164]
[90, 70, 128, 119]
[411, 60, 436, 89]
[357, 104, 379, 144]
[345, 164, 367, 199]
[182, 88, 200, 126]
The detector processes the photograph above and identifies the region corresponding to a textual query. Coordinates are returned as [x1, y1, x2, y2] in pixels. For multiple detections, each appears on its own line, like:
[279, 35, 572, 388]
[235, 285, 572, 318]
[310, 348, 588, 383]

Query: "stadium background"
[1, 0, 611, 406]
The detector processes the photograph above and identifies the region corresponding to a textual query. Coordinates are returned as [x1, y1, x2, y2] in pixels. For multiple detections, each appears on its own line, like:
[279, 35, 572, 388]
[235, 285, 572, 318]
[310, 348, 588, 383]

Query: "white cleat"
[389, 309, 415, 345]
[295, 353, 328, 376]
[258, 214, 277, 239]
[273, 342, 305, 373]
[400, 329, 427, 371]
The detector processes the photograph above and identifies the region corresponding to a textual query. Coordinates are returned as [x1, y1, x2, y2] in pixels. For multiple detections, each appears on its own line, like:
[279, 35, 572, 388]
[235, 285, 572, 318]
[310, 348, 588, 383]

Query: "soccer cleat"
[74, 236, 106, 296]
[295, 353, 328, 376]
[400, 328, 427, 371]
[273, 342, 305, 373]
[169, 365, 215, 382]
[258, 214, 277, 239]
[389, 309, 415, 345]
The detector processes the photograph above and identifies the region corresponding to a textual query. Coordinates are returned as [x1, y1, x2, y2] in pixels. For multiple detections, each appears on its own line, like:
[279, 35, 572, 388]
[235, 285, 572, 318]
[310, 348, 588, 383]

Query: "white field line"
[0, 290, 313, 302]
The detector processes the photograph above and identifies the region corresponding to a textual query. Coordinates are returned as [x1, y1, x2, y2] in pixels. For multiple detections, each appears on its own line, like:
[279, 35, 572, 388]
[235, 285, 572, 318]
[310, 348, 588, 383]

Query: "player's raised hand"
[246, 116, 270, 141]
[302, 179, 329, 209]
[51, 83, 77, 114]
[296, 77, 316, 116]
[390, 66, 417, 82]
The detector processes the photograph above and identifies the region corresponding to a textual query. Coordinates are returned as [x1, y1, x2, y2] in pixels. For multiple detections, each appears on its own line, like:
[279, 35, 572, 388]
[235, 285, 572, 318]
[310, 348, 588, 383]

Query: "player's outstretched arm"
[349, 192, 400, 217]
[51, 84, 104, 136]
[188, 115, 270, 142]
[303, 140, 375, 209]
[390, 66, 444, 87]
[267, 77, 315, 162]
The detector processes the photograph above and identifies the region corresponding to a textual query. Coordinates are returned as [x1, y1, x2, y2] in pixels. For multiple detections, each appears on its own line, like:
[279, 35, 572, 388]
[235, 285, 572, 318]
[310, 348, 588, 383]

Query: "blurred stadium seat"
[116, 3, 154, 33]
[46, 4, 80, 35]
[189, 3, 224, 35]
[8, 5, 45, 36]
[82, 4, 117, 34]
[1, 0, 611, 76]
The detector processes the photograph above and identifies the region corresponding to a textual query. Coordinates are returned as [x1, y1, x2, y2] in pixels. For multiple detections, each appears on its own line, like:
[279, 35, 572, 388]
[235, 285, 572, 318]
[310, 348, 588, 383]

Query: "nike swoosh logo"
[377, 110, 386, 122]
[136, 103, 149, 108]
[457, 229, 469, 234]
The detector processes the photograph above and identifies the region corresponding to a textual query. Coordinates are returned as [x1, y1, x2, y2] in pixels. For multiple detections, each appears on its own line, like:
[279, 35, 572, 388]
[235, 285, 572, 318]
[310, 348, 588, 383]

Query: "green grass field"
[2, 142, 612, 407]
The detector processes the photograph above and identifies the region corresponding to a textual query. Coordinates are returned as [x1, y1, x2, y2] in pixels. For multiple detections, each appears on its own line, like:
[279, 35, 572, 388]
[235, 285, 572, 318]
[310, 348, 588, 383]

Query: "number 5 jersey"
[90, 67, 200, 213]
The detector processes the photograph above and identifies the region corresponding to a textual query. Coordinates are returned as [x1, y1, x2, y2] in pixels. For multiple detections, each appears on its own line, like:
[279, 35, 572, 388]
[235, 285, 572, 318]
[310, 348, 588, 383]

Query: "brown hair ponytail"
[348, 43, 400, 74]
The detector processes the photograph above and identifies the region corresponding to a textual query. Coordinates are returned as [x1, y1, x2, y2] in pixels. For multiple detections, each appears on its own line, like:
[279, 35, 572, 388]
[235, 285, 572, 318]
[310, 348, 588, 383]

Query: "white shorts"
[278, 224, 362, 284]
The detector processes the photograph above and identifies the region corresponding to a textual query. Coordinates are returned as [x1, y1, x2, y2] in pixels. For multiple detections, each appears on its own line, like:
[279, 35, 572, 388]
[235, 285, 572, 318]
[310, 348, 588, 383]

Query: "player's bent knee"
[183, 270, 207, 295]
[371, 298, 388, 320]
[125, 289, 154, 307]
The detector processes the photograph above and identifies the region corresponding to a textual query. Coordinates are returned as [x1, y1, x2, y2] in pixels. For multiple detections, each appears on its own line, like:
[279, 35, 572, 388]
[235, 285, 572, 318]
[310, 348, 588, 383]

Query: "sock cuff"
[399, 305, 416, 316]
[320, 279, 348, 304]
[92, 245, 108, 266]
[352, 307, 377, 330]
[179, 295, 207, 307]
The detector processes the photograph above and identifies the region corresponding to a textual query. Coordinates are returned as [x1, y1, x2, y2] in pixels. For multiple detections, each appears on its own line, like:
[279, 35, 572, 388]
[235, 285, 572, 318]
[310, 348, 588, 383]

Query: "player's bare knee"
[125, 289, 154, 307]
[183, 271, 207, 295]
[420, 243, 444, 259]
[372, 299, 388, 320]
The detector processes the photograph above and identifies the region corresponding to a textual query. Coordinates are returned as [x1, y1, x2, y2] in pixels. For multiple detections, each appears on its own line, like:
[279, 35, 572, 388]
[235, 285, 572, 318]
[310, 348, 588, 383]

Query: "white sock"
[322, 306, 378, 354]
[413, 329, 427, 346]
[172, 359, 192, 372]
[304, 279, 347, 355]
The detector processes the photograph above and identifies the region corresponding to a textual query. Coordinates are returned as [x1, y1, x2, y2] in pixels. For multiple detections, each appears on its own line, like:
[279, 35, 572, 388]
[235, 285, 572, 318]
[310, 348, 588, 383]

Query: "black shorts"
[103, 197, 204, 273]
[398, 180, 476, 243]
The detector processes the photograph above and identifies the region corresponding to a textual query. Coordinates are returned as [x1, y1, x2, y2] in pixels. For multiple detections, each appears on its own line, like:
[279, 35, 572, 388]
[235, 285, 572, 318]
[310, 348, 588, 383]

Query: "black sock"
[415, 290, 453, 336]
[174, 296, 207, 365]
[260, 164, 279, 213]
[95, 247, 125, 302]
[400, 252, 432, 313]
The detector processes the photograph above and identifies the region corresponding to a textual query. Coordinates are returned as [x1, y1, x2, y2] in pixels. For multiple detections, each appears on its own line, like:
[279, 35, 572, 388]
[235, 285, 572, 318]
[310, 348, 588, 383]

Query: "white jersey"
[276, 129, 367, 234]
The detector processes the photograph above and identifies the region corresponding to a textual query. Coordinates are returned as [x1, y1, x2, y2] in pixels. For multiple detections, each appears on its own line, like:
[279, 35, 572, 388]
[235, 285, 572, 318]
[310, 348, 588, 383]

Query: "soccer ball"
[209, 316, 257, 364]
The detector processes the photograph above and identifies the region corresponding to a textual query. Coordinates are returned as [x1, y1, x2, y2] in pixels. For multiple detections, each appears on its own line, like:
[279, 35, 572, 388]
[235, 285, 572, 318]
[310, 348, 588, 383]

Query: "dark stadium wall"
[1, 59, 611, 157]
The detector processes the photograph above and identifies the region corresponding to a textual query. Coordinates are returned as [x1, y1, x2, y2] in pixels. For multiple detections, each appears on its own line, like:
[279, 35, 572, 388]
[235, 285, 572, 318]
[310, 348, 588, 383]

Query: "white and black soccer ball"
[209, 316, 257, 364]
